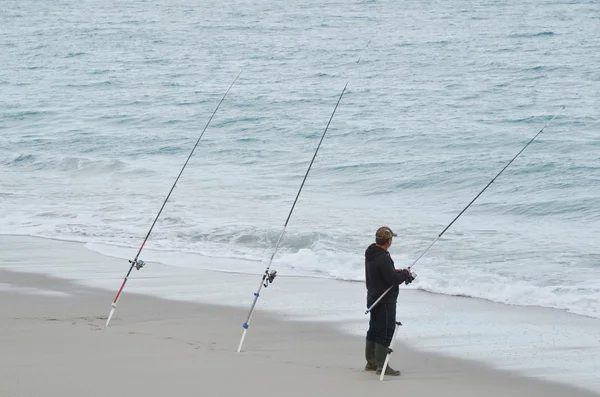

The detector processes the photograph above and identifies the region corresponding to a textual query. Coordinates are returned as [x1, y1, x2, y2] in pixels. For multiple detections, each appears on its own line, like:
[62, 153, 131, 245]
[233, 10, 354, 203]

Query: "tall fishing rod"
[104, 69, 244, 328]
[236, 82, 349, 352]
[235, 41, 374, 351]
[366, 106, 565, 315]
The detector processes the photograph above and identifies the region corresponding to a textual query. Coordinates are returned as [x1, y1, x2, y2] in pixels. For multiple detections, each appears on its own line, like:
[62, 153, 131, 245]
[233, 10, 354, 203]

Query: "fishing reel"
[129, 259, 146, 270]
[263, 270, 277, 288]
[404, 269, 417, 285]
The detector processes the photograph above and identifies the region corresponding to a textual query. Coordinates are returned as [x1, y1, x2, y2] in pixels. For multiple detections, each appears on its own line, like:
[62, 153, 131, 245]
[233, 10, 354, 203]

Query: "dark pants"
[366, 297, 396, 347]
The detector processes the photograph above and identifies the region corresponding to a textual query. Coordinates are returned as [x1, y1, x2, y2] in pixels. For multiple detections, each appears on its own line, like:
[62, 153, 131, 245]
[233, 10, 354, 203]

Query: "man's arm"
[380, 256, 410, 286]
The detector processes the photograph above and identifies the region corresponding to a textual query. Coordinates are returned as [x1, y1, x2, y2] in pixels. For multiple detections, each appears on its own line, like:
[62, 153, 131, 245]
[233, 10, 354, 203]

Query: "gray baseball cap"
[376, 226, 397, 240]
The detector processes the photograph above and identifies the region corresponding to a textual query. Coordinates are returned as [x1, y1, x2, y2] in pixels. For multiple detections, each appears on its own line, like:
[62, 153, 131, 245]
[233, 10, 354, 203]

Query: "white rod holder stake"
[105, 305, 116, 328]
[237, 329, 248, 353]
[237, 266, 274, 352]
[379, 321, 402, 381]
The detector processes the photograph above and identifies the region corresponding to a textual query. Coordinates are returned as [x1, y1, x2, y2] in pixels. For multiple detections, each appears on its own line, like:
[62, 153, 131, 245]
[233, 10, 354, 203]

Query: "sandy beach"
[2, 264, 599, 397]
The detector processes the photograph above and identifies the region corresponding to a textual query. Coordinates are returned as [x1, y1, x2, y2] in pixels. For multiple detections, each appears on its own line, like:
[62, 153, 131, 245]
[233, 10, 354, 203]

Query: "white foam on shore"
[0, 283, 70, 297]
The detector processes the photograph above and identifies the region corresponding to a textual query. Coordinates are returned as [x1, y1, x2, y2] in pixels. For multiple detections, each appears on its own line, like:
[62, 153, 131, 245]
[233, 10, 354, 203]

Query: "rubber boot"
[375, 342, 401, 376]
[364, 340, 377, 371]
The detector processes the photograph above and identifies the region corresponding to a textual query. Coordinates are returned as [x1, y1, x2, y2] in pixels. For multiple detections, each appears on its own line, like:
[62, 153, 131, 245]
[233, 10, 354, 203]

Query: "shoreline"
[4, 231, 598, 321]
[2, 268, 599, 397]
[1, 235, 600, 395]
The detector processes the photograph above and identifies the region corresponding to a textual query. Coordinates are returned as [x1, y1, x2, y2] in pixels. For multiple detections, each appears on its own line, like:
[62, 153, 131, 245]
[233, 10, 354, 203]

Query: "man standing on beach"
[364, 226, 413, 376]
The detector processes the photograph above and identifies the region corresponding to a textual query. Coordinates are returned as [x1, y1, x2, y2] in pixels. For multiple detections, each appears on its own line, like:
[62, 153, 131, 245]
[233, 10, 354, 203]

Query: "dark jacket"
[365, 243, 410, 304]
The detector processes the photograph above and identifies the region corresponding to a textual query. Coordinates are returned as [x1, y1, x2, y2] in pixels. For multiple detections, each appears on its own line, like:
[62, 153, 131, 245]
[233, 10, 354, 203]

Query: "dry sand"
[1, 269, 598, 397]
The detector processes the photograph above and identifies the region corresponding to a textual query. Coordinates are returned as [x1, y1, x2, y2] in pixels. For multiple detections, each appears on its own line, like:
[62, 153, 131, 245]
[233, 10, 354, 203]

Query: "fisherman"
[364, 226, 414, 376]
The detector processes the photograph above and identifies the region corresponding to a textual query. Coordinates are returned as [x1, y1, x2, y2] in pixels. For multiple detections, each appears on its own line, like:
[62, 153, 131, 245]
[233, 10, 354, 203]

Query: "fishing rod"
[236, 81, 349, 353]
[374, 107, 566, 380]
[366, 106, 565, 315]
[235, 39, 375, 352]
[104, 69, 245, 328]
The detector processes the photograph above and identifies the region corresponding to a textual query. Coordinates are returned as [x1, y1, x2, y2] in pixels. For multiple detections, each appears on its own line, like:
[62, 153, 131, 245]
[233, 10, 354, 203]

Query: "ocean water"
[1, 0, 599, 323]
